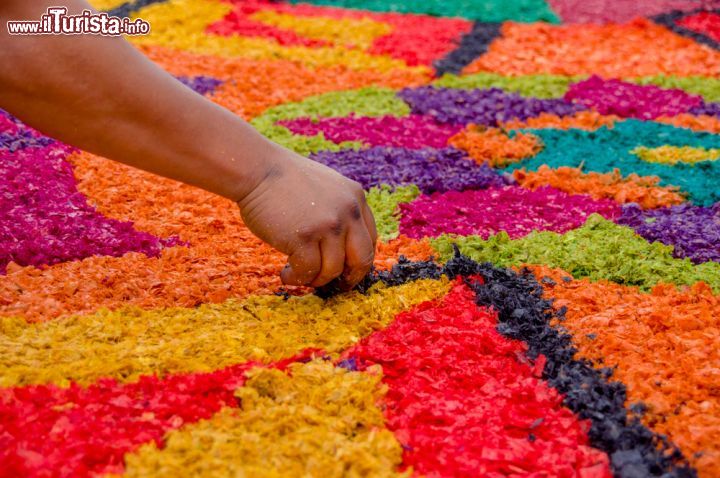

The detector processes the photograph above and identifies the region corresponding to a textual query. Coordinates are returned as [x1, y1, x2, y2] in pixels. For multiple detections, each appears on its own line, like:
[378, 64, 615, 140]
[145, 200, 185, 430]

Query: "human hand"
[237, 145, 377, 289]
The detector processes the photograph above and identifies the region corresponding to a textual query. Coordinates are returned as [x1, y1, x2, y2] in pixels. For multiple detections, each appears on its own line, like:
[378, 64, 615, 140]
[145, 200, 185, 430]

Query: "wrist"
[212, 130, 287, 204]
[150, 102, 286, 203]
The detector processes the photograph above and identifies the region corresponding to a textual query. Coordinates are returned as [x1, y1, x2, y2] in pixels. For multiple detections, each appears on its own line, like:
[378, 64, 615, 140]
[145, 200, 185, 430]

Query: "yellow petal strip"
[129, 0, 425, 73]
[120, 360, 409, 478]
[632, 145, 720, 165]
[250, 10, 393, 49]
[0, 279, 449, 387]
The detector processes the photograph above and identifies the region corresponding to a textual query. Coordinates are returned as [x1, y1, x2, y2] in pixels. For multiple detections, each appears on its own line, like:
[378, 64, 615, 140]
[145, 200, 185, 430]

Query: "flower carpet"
[2, 0, 720, 477]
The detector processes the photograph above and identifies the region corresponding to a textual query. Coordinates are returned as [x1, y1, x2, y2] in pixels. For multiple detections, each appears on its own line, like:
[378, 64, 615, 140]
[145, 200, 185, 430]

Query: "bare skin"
[0, 0, 377, 289]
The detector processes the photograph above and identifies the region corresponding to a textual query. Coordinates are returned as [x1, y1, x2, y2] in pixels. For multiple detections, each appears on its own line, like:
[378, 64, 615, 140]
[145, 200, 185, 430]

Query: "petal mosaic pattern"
[0, 145, 181, 274]
[2, 0, 720, 476]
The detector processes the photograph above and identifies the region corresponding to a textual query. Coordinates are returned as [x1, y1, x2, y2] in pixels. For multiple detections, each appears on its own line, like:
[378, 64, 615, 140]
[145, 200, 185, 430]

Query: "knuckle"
[295, 227, 316, 241]
[344, 201, 362, 221]
[321, 217, 343, 235]
[349, 181, 365, 196]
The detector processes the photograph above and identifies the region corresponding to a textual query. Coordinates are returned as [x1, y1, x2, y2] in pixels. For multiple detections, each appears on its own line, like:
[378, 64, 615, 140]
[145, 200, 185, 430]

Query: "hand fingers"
[281, 242, 321, 286]
[342, 220, 375, 289]
[311, 232, 346, 287]
[282, 190, 375, 289]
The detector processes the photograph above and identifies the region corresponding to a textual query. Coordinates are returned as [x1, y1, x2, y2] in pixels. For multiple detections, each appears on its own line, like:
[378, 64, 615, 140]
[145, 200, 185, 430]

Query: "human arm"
[0, 0, 377, 288]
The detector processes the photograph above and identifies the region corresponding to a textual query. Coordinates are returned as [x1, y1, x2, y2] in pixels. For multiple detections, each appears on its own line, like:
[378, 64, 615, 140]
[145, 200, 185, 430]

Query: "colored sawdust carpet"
[2, 0, 720, 477]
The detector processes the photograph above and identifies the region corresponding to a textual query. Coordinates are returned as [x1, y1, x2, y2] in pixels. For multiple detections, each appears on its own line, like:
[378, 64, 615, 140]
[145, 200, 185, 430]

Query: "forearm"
[0, 0, 378, 289]
[0, 0, 275, 201]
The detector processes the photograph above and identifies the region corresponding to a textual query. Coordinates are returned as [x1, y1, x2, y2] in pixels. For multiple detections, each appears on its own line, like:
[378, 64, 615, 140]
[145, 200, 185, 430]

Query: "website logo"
[7, 7, 150, 36]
